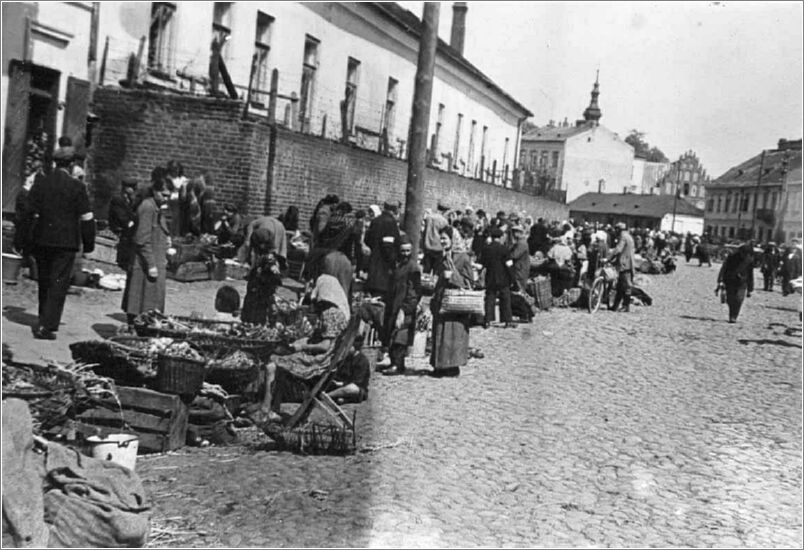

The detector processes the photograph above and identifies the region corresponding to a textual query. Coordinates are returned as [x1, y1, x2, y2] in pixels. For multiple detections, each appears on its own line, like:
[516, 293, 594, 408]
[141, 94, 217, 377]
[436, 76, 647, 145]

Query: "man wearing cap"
[366, 200, 401, 297]
[382, 235, 423, 376]
[480, 226, 515, 328]
[422, 203, 449, 273]
[607, 222, 636, 312]
[24, 145, 95, 340]
[760, 241, 780, 292]
[108, 176, 139, 271]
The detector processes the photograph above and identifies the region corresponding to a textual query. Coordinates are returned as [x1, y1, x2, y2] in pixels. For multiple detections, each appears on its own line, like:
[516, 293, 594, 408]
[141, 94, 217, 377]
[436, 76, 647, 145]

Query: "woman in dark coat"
[430, 226, 475, 377]
[122, 177, 169, 323]
[240, 230, 285, 325]
[717, 243, 754, 323]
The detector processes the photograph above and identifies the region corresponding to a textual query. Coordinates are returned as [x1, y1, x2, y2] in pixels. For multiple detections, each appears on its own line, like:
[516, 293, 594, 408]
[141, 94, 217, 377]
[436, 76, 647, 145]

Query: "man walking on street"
[108, 176, 139, 271]
[24, 146, 95, 339]
[608, 222, 635, 312]
[382, 235, 423, 376]
[422, 203, 449, 274]
[760, 241, 780, 292]
[481, 227, 515, 328]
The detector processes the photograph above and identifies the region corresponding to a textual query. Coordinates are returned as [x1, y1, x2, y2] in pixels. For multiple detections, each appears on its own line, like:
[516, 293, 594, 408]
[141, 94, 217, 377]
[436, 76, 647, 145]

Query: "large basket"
[133, 315, 236, 339]
[155, 354, 207, 395]
[205, 350, 262, 395]
[187, 334, 280, 361]
[70, 338, 156, 383]
[263, 422, 356, 455]
[439, 289, 485, 315]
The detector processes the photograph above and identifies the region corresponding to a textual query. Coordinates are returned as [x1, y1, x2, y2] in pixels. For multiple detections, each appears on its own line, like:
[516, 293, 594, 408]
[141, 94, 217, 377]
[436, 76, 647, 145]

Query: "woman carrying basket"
[430, 226, 475, 378]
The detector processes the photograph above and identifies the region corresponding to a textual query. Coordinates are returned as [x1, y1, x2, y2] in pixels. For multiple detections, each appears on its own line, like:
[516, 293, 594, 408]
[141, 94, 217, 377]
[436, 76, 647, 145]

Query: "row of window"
[706, 189, 779, 213]
[706, 225, 803, 242]
[519, 149, 560, 171]
[431, 104, 507, 177]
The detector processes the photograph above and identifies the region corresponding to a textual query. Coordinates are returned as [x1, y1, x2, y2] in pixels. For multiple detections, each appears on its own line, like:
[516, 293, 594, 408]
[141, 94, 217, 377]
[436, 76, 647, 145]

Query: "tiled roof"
[568, 192, 704, 219]
[708, 145, 802, 189]
[521, 124, 591, 142]
[368, 3, 533, 117]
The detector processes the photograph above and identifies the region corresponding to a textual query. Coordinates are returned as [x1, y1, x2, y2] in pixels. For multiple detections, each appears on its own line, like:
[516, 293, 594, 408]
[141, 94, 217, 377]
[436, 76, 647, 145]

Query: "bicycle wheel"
[588, 277, 605, 313]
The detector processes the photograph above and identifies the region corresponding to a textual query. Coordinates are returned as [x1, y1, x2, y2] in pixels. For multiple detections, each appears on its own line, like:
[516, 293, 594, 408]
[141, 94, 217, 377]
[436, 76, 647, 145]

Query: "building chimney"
[450, 2, 468, 56]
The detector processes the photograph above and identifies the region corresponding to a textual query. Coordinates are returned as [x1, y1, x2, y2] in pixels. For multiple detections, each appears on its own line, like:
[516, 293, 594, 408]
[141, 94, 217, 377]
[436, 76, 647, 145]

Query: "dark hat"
[53, 146, 76, 161]
[437, 202, 449, 212]
[489, 227, 504, 239]
[122, 177, 138, 188]
[496, 210, 507, 219]
[383, 201, 398, 213]
[398, 234, 412, 246]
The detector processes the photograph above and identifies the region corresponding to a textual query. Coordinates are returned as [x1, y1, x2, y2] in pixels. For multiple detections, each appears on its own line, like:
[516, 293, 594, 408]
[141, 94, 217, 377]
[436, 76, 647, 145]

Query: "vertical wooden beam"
[267, 69, 278, 124]
[98, 36, 109, 87]
[403, 2, 440, 258]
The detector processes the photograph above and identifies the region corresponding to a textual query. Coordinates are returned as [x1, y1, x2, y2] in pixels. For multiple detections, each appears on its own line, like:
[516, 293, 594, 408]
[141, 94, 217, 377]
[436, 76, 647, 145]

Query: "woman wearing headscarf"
[717, 243, 754, 323]
[240, 228, 286, 325]
[429, 226, 475, 377]
[248, 273, 352, 423]
[122, 173, 170, 325]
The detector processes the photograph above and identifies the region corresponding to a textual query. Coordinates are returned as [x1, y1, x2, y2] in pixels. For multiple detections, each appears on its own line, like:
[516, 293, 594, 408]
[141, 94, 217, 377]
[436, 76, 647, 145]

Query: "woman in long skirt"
[430, 226, 475, 377]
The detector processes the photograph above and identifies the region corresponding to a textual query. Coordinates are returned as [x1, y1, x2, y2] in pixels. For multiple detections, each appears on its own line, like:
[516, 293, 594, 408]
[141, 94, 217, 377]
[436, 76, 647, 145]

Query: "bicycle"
[587, 259, 619, 314]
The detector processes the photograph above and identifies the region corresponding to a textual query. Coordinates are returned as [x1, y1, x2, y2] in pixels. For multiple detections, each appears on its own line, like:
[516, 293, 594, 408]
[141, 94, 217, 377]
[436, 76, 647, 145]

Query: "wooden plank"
[117, 386, 182, 413]
[312, 397, 346, 429]
[77, 407, 173, 433]
[318, 392, 353, 429]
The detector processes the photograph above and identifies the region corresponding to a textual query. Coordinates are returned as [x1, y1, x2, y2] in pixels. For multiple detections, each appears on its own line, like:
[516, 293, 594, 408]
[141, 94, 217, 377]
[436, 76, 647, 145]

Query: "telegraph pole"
[671, 161, 680, 233]
[404, 2, 440, 258]
[749, 149, 766, 238]
[772, 151, 791, 244]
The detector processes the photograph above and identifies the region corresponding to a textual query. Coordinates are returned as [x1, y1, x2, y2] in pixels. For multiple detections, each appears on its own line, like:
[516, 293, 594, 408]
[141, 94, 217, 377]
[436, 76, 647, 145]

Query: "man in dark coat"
[108, 176, 139, 270]
[760, 242, 780, 292]
[780, 242, 803, 296]
[382, 235, 422, 376]
[480, 227, 514, 328]
[365, 201, 401, 298]
[25, 146, 95, 339]
[509, 224, 530, 294]
[608, 222, 635, 312]
[717, 243, 754, 323]
[528, 217, 550, 255]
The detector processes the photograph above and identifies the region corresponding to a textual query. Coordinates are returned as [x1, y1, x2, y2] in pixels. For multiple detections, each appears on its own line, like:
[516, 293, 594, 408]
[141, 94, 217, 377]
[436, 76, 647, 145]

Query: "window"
[539, 151, 548, 167]
[690, 185, 697, 197]
[770, 191, 777, 209]
[767, 228, 773, 242]
[344, 57, 360, 133]
[707, 199, 714, 212]
[453, 113, 463, 167]
[530, 152, 538, 171]
[212, 2, 232, 60]
[706, 225, 712, 235]
[148, 2, 176, 74]
[481, 125, 488, 163]
[299, 35, 319, 129]
[724, 193, 731, 212]
[740, 193, 749, 212]
[502, 137, 509, 172]
[551, 151, 559, 168]
[732, 192, 740, 213]
[683, 183, 690, 196]
[763, 190, 769, 209]
[467, 120, 477, 170]
[432, 104, 445, 161]
[382, 77, 398, 139]
[251, 11, 273, 105]
[729, 227, 735, 238]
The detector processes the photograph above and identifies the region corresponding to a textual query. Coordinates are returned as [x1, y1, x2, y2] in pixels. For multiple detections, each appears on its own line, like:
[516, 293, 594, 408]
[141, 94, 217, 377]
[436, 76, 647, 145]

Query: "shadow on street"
[737, 338, 802, 348]
[3, 306, 37, 328]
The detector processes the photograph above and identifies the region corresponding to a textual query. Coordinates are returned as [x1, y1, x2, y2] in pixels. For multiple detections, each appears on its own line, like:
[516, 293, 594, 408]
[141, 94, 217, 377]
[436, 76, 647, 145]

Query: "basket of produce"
[2, 356, 118, 433]
[204, 350, 262, 396]
[188, 333, 279, 361]
[133, 311, 237, 338]
[263, 421, 356, 455]
[439, 288, 485, 315]
[70, 337, 158, 383]
[155, 343, 207, 396]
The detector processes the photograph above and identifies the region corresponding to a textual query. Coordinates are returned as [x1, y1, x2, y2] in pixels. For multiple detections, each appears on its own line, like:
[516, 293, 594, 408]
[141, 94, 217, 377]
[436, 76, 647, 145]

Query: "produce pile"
[3, 344, 118, 434]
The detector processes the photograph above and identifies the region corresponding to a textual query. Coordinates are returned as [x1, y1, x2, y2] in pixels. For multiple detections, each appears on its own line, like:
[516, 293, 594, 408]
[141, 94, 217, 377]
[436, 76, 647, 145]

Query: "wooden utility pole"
[772, 151, 791, 243]
[403, 2, 440, 257]
[671, 161, 681, 233]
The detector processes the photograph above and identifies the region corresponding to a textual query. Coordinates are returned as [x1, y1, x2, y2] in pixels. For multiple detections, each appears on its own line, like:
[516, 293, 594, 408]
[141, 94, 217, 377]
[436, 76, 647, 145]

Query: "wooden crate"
[76, 387, 189, 453]
[168, 261, 211, 282]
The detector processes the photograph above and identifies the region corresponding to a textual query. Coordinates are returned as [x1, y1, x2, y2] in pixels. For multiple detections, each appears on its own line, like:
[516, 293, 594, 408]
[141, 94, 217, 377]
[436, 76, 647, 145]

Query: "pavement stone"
[1, 260, 802, 547]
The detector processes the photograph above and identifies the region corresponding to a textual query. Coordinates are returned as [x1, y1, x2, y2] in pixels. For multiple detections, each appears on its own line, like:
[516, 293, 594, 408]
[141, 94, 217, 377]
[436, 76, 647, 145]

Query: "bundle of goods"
[133, 310, 237, 338]
[204, 349, 262, 397]
[552, 287, 582, 308]
[69, 337, 162, 385]
[2, 347, 119, 434]
[263, 420, 356, 456]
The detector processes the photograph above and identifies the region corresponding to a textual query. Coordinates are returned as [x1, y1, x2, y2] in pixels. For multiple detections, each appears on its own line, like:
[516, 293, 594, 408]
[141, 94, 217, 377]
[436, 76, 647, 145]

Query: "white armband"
[80, 212, 94, 222]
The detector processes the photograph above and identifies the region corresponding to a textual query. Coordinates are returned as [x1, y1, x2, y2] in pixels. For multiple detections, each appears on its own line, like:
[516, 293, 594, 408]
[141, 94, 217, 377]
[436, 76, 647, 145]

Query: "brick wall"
[88, 87, 271, 219]
[88, 88, 567, 226]
[269, 127, 568, 225]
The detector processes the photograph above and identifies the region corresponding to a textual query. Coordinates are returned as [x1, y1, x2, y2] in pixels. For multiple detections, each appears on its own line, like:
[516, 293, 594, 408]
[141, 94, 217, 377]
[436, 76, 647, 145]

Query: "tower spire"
[583, 71, 602, 125]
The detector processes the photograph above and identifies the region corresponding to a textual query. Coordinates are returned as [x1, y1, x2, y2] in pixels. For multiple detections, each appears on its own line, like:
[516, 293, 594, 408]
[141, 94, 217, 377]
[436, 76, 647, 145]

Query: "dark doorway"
[2, 60, 60, 214]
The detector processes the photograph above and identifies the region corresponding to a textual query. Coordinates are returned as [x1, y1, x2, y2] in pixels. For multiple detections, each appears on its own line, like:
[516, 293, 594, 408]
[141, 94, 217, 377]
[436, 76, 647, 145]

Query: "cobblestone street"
[2, 261, 801, 548]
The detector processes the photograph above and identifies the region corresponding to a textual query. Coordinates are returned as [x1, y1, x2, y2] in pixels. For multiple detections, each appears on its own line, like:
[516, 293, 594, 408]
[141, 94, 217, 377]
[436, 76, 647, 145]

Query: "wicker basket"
[263, 422, 356, 455]
[155, 354, 207, 395]
[439, 289, 485, 315]
[70, 339, 156, 383]
[187, 334, 279, 361]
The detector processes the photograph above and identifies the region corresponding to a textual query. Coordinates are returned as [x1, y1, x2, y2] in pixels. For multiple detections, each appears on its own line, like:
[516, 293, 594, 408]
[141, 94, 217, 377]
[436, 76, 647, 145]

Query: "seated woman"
[248, 273, 353, 424]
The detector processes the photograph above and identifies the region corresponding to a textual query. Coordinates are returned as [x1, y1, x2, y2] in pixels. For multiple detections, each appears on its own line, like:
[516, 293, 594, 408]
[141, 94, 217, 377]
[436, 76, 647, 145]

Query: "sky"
[396, 1, 803, 178]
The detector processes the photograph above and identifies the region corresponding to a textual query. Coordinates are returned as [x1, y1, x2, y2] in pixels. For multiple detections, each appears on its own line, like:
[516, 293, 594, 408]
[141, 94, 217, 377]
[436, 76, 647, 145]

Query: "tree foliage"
[625, 130, 668, 163]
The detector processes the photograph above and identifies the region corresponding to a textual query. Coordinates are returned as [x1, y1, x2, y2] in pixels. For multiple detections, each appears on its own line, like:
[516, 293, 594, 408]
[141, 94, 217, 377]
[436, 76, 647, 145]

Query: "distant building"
[630, 157, 670, 195]
[568, 192, 705, 234]
[705, 138, 802, 245]
[518, 74, 634, 203]
[653, 151, 710, 210]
